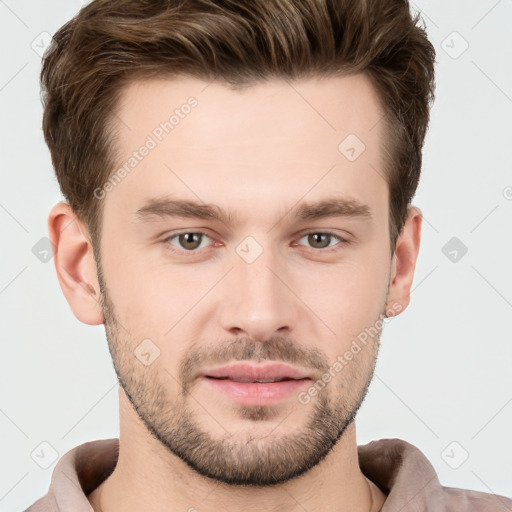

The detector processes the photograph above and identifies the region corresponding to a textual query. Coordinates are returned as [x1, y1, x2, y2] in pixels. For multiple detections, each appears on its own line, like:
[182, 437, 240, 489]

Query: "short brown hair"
[40, 0, 435, 253]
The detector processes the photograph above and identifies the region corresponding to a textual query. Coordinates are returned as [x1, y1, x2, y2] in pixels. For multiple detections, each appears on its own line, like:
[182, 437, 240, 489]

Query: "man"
[26, 0, 511, 511]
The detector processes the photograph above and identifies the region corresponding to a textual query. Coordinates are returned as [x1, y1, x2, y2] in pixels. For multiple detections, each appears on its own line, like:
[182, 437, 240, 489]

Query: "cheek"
[102, 247, 216, 343]
[305, 262, 388, 351]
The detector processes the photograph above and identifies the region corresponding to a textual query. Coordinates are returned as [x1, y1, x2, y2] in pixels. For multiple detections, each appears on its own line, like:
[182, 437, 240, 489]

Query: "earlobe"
[48, 202, 104, 325]
[385, 206, 423, 316]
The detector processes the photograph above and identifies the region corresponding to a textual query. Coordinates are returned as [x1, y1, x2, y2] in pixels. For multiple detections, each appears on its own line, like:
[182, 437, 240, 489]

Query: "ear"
[48, 202, 104, 325]
[385, 205, 422, 317]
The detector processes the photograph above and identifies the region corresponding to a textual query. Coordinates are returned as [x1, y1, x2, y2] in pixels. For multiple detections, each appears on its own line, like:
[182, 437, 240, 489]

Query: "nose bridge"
[219, 236, 298, 340]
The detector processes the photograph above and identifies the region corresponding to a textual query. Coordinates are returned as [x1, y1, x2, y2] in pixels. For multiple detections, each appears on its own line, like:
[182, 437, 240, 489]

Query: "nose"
[218, 245, 300, 342]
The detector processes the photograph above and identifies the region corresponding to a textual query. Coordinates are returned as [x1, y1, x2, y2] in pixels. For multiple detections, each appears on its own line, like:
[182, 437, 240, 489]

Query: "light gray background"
[1, 1, 511, 510]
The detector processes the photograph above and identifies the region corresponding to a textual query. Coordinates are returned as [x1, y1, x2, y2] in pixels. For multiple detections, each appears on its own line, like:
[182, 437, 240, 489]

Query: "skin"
[49, 74, 422, 512]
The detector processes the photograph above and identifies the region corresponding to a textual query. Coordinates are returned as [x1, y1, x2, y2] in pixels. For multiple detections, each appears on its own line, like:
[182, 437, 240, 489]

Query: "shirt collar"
[30, 437, 510, 511]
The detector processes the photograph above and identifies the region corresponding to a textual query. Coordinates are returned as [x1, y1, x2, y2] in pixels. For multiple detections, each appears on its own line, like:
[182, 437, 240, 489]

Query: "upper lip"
[201, 362, 312, 382]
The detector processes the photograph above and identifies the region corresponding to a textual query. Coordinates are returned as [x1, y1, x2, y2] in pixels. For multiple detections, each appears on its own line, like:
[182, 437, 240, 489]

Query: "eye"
[163, 230, 349, 256]
[295, 231, 349, 251]
[165, 231, 214, 253]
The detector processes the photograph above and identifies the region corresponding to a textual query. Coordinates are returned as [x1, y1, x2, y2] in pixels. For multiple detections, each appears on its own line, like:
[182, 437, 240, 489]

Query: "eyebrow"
[134, 196, 373, 226]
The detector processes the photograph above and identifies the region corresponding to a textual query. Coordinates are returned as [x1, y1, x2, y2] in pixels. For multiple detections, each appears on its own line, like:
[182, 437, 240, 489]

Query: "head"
[43, 0, 435, 486]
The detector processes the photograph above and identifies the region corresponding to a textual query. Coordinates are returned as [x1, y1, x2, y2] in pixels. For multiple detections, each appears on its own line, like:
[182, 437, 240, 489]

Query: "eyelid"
[162, 229, 350, 255]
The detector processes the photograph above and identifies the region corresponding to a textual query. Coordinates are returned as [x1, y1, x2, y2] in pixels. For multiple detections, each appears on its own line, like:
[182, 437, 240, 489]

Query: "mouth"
[205, 376, 301, 383]
[200, 362, 312, 383]
[199, 362, 312, 406]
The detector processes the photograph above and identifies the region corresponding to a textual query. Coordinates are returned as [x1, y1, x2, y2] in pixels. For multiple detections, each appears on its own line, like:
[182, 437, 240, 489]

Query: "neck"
[88, 391, 386, 512]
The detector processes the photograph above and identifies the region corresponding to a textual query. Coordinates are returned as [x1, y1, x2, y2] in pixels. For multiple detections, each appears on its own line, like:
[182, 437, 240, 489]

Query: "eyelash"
[163, 230, 350, 256]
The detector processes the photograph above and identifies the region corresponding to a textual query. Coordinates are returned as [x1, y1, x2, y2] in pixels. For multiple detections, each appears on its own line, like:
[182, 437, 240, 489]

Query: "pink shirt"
[24, 437, 511, 511]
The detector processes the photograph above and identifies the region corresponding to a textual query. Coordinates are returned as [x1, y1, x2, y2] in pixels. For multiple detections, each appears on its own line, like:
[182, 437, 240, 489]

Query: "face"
[96, 74, 397, 486]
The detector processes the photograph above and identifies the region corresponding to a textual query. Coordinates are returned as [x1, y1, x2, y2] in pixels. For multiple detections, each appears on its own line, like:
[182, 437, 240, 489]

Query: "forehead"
[104, 74, 388, 228]
[114, 74, 384, 147]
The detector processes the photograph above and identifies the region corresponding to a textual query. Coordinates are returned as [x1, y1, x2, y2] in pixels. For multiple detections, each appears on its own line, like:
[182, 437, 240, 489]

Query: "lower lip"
[201, 377, 311, 406]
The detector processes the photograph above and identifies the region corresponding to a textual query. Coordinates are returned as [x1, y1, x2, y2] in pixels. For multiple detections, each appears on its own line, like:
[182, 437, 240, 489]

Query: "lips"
[201, 362, 311, 383]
